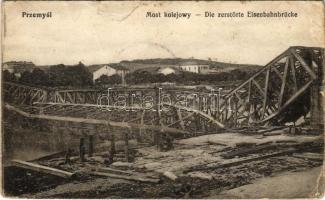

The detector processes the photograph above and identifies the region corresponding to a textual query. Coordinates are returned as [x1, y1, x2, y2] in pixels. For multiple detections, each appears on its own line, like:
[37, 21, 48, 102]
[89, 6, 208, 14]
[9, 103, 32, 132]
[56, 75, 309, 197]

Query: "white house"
[158, 67, 177, 75]
[177, 62, 210, 74]
[88, 64, 129, 83]
[2, 61, 36, 78]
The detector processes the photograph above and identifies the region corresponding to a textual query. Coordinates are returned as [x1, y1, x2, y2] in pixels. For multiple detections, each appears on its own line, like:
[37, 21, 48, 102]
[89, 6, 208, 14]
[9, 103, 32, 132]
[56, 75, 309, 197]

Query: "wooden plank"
[89, 171, 160, 183]
[28, 151, 66, 162]
[97, 167, 134, 175]
[220, 144, 277, 159]
[292, 153, 323, 161]
[11, 160, 74, 178]
[257, 126, 287, 134]
[163, 171, 178, 181]
[185, 148, 297, 173]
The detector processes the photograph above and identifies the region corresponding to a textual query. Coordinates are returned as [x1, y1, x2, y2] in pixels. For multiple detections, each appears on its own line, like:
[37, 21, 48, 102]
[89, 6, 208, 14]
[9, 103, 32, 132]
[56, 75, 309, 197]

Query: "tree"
[126, 71, 152, 84]
[19, 71, 32, 84]
[2, 70, 16, 82]
[19, 68, 50, 86]
[48, 64, 67, 86]
[165, 73, 177, 82]
[65, 62, 93, 87]
[31, 68, 50, 86]
[95, 74, 121, 85]
[47, 62, 93, 87]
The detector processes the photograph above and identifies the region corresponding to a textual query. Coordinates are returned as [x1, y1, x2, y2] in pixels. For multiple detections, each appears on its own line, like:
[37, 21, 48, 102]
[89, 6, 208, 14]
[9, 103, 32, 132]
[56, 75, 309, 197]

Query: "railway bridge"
[3, 46, 324, 149]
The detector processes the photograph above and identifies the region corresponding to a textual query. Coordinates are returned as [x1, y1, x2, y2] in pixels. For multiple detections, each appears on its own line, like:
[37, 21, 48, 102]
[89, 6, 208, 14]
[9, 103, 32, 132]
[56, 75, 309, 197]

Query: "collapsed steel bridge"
[3, 46, 324, 136]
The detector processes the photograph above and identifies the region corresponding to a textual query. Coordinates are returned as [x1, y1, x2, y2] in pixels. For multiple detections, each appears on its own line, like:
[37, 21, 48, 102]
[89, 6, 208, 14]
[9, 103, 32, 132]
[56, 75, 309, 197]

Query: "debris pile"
[6, 128, 324, 198]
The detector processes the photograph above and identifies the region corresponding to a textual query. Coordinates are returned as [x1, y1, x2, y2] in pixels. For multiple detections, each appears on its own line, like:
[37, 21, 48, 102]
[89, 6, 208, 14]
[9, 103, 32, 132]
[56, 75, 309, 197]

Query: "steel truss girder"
[218, 46, 323, 127]
[3, 46, 323, 130]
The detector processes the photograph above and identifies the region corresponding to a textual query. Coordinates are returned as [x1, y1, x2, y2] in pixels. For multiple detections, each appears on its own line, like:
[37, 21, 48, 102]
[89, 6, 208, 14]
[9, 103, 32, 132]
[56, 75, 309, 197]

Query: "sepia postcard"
[1, 0, 325, 198]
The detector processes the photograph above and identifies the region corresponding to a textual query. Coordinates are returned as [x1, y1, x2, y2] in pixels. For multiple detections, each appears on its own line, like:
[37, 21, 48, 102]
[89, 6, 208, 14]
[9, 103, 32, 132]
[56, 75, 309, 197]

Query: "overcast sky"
[3, 1, 324, 66]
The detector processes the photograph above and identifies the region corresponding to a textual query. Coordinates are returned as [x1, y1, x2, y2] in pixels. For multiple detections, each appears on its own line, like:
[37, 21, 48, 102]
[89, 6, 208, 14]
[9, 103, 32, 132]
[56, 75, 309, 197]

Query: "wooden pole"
[79, 138, 85, 162]
[11, 160, 74, 179]
[88, 135, 94, 157]
[110, 127, 115, 162]
[124, 129, 129, 162]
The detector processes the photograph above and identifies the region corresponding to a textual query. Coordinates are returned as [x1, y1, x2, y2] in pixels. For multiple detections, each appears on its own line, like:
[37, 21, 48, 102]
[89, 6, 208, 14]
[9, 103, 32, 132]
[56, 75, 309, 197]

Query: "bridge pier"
[88, 135, 94, 157]
[109, 125, 116, 161]
[310, 85, 323, 129]
[79, 138, 85, 162]
[310, 49, 324, 130]
[124, 130, 129, 162]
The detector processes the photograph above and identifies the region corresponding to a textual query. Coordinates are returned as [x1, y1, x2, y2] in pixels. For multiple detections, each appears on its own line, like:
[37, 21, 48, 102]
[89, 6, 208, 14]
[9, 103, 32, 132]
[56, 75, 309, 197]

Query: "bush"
[95, 74, 121, 85]
[2, 70, 17, 82]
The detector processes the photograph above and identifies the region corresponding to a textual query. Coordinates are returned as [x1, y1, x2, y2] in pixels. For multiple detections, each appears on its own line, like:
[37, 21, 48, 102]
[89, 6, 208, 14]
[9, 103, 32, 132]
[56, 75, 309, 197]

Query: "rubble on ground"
[6, 127, 324, 198]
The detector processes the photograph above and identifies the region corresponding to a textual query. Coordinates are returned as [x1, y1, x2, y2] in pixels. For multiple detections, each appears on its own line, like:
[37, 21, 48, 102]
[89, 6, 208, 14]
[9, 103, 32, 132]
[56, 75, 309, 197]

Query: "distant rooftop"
[88, 64, 129, 73]
[135, 66, 181, 74]
[179, 61, 209, 66]
[3, 61, 35, 66]
[3, 61, 36, 73]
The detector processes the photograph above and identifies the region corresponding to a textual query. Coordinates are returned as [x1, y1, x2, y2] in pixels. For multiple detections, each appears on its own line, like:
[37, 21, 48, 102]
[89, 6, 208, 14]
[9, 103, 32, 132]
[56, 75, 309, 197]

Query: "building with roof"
[177, 62, 210, 74]
[88, 64, 129, 84]
[134, 66, 181, 75]
[158, 66, 179, 75]
[2, 61, 36, 78]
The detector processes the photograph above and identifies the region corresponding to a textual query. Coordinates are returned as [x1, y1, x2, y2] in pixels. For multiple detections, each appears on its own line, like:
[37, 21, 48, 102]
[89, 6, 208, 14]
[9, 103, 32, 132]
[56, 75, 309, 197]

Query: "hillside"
[113, 58, 261, 73]
[3, 58, 261, 74]
[3, 59, 262, 87]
